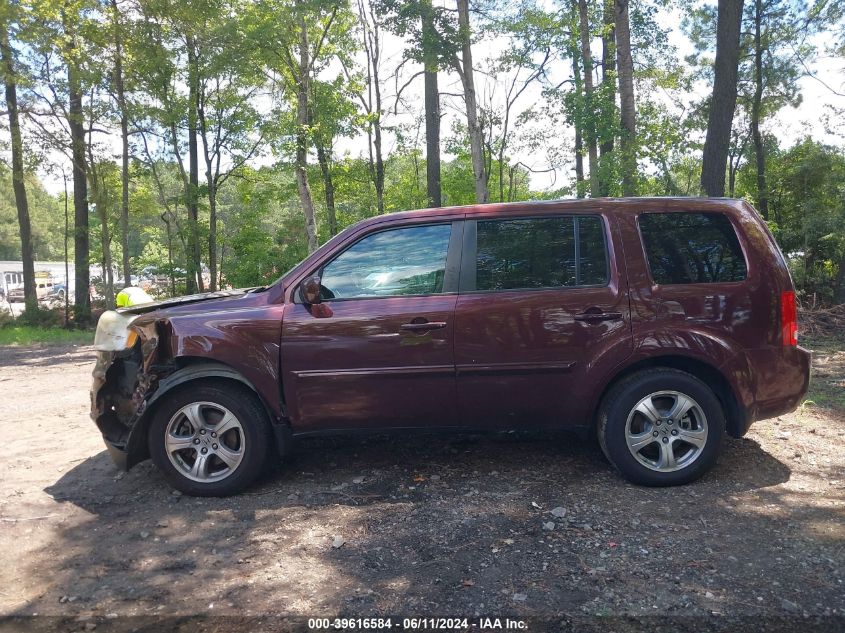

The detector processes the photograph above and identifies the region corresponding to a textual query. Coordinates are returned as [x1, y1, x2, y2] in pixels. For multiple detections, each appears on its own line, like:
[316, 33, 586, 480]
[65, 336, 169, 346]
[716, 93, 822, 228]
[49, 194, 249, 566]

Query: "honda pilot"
[90, 198, 811, 496]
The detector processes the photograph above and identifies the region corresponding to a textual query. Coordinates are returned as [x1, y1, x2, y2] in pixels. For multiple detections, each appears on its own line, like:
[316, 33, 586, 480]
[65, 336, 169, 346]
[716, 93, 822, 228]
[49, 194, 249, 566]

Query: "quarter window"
[320, 224, 452, 299]
[475, 215, 608, 291]
[639, 212, 747, 284]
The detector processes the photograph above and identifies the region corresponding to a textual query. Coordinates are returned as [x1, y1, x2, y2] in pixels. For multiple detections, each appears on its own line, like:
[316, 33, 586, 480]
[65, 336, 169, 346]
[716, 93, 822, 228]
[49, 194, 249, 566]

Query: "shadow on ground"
[0, 344, 94, 368]
[21, 429, 841, 625]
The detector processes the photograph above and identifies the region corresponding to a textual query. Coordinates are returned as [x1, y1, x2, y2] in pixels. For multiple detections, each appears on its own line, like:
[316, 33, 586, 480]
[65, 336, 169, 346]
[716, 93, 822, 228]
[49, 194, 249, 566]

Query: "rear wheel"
[598, 369, 725, 486]
[149, 381, 270, 496]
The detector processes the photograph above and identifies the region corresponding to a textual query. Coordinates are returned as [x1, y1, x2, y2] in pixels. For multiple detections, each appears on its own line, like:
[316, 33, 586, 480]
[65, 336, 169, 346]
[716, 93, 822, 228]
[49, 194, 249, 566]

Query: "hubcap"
[164, 402, 246, 483]
[624, 391, 708, 473]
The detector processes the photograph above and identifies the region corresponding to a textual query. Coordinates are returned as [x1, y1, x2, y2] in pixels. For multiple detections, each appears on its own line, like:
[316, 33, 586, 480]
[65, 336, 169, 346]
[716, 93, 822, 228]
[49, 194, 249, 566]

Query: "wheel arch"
[591, 355, 748, 438]
[125, 357, 286, 469]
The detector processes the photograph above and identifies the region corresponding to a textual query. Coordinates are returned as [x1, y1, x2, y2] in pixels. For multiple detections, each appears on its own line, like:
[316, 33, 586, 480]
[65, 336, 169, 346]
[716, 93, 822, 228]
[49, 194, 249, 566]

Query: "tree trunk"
[0, 19, 37, 314]
[576, 0, 600, 196]
[186, 36, 203, 293]
[296, 9, 319, 253]
[357, 0, 385, 215]
[422, 3, 441, 208]
[615, 0, 637, 196]
[701, 0, 744, 197]
[315, 141, 338, 236]
[92, 172, 115, 306]
[207, 176, 218, 290]
[67, 55, 91, 323]
[834, 249, 845, 305]
[161, 212, 177, 296]
[63, 172, 69, 323]
[110, 0, 131, 287]
[598, 0, 616, 195]
[197, 92, 219, 291]
[571, 50, 585, 198]
[373, 110, 385, 215]
[750, 0, 768, 219]
[456, 0, 488, 204]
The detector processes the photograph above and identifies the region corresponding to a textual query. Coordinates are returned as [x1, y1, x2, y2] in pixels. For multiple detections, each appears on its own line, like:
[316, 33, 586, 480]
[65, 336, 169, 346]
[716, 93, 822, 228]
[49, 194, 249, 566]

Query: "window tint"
[639, 212, 747, 284]
[578, 216, 608, 285]
[475, 215, 608, 291]
[320, 224, 451, 299]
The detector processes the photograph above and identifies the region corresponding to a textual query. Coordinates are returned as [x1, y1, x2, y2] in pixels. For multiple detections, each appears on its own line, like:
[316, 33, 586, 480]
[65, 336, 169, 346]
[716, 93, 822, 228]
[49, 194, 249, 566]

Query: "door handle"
[400, 321, 447, 332]
[574, 310, 623, 322]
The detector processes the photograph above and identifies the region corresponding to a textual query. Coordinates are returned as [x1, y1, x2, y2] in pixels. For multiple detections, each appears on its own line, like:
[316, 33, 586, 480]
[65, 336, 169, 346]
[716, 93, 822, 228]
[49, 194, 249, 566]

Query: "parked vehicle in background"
[90, 198, 811, 496]
[40, 283, 71, 307]
[9, 279, 58, 303]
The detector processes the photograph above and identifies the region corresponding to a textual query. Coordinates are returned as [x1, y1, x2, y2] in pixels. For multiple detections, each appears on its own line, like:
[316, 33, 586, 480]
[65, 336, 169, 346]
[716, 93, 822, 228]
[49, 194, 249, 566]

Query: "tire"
[597, 368, 725, 486]
[148, 380, 271, 496]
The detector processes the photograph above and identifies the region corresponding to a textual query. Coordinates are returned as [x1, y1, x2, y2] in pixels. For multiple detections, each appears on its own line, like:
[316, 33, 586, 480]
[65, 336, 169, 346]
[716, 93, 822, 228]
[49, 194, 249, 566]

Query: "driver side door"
[281, 221, 463, 433]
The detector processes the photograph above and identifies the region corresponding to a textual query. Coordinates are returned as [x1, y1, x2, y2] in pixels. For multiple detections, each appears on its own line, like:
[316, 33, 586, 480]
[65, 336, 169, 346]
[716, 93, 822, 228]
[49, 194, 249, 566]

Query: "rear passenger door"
[454, 213, 632, 429]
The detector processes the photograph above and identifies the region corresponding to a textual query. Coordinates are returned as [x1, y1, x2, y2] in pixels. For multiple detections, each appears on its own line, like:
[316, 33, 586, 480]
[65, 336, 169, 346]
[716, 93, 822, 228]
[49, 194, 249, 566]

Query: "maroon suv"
[91, 198, 810, 496]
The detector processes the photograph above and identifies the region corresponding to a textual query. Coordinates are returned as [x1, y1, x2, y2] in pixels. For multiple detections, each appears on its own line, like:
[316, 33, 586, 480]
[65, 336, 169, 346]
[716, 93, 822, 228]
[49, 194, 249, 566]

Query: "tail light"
[781, 290, 797, 346]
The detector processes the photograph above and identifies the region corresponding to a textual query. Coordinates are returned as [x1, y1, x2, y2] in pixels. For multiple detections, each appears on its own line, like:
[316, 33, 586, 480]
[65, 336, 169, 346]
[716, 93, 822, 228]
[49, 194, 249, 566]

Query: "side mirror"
[300, 275, 323, 305]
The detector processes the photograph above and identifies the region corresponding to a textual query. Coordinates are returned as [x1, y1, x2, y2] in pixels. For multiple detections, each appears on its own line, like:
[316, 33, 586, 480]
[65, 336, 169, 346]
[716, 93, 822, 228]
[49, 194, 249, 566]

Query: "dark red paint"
[109, 198, 811, 454]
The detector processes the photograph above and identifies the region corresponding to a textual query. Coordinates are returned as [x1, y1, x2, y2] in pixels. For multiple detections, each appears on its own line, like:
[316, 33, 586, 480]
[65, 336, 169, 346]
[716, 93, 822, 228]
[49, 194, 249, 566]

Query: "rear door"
[454, 212, 632, 428]
[281, 221, 463, 433]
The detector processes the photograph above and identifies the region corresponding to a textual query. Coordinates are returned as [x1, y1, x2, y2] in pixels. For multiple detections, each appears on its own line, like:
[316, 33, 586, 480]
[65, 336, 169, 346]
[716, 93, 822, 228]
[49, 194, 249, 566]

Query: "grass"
[0, 325, 94, 347]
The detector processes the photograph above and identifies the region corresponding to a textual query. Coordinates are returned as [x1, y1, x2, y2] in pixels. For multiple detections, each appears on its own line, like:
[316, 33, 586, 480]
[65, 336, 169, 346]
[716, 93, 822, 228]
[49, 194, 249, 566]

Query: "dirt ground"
[0, 335, 843, 632]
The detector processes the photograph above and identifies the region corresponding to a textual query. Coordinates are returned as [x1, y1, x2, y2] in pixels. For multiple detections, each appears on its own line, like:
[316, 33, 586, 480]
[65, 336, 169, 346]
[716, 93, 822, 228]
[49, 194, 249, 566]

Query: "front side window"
[320, 224, 452, 299]
[639, 212, 747, 285]
[475, 215, 608, 291]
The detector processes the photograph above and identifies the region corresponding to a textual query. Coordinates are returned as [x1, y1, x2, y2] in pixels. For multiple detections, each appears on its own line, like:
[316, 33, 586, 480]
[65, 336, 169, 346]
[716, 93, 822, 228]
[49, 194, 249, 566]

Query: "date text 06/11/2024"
[307, 617, 529, 630]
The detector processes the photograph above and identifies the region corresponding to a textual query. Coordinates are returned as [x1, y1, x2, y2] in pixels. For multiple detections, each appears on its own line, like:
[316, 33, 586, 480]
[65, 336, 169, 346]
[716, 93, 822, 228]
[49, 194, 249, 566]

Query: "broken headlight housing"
[94, 310, 139, 352]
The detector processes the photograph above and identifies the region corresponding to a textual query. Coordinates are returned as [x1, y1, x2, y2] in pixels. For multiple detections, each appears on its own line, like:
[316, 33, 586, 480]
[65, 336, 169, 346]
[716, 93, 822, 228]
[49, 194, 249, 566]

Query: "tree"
[0, 1, 37, 314]
[64, 7, 93, 322]
[700, 0, 744, 197]
[195, 13, 265, 289]
[614, 0, 636, 196]
[421, 0, 441, 207]
[453, 0, 487, 203]
[742, 0, 806, 220]
[575, 0, 600, 195]
[354, 0, 386, 215]
[251, 0, 348, 253]
[109, 0, 131, 287]
[375, 0, 459, 207]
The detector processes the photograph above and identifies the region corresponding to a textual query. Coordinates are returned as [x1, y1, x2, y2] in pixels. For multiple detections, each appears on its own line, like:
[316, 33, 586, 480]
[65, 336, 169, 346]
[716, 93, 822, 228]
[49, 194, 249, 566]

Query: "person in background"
[116, 280, 154, 308]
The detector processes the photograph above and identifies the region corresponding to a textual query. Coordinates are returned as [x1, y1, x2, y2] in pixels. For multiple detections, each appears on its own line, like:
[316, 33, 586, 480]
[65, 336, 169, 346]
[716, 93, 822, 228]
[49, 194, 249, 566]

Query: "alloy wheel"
[164, 401, 246, 482]
[624, 390, 708, 473]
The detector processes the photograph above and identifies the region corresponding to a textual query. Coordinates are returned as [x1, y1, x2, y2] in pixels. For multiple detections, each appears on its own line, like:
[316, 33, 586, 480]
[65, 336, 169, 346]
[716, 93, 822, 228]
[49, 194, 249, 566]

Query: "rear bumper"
[746, 345, 811, 426]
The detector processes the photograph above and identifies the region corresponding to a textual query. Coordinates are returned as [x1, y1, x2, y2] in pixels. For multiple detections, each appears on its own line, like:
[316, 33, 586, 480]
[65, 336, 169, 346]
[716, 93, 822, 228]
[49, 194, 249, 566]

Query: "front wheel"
[148, 381, 270, 496]
[598, 369, 725, 486]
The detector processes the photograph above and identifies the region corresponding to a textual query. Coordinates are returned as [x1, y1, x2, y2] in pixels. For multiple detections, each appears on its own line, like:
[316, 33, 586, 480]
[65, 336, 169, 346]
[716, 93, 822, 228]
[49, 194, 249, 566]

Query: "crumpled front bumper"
[89, 317, 165, 470]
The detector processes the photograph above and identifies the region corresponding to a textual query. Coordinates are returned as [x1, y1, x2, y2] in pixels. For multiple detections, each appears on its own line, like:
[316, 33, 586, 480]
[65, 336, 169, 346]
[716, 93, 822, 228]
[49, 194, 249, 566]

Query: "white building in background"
[0, 261, 77, 297]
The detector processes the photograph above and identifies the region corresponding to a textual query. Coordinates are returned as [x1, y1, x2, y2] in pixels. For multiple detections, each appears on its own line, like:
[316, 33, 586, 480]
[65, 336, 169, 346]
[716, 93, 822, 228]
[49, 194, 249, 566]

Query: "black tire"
[148, 380, 271, 496]
[597, 368, 725, 486]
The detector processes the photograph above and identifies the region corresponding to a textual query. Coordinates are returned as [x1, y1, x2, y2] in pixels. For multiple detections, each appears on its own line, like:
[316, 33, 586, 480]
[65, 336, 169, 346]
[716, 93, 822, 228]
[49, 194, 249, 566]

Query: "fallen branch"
[0, 514, 58, 522]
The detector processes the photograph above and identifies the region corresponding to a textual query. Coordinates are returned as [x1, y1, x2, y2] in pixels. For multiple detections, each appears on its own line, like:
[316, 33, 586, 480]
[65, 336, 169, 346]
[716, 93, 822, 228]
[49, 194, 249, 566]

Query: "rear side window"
[639, 213, 747, 285]
[475, 215, 608, 291]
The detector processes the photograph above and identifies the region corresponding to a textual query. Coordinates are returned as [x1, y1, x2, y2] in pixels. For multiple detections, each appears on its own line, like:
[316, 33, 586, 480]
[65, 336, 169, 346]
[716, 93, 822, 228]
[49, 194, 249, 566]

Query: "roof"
[356, 197, 748, 227]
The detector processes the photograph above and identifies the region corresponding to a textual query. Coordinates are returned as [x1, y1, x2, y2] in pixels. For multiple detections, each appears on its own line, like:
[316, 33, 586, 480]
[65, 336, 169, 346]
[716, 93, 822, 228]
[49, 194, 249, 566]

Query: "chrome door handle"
[400, 321, 447, 332]
[574, 311, 623, 322]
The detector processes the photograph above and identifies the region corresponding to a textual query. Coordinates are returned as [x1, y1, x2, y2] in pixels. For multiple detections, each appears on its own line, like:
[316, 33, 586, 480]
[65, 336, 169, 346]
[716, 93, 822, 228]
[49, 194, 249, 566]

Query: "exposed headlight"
[94, 310, 139, 351]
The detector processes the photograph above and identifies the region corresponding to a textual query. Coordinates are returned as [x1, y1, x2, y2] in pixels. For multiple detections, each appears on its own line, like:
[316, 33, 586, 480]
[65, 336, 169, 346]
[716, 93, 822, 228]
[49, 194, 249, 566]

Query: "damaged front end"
[91, 311, 171, 470]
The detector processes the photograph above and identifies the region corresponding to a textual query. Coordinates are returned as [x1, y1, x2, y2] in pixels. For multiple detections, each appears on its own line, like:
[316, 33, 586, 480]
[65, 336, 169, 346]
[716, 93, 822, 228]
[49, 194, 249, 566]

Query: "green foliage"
[738, 138, 845, 304]
[2, 0, 845, 307]
[0, 170, 66, 261]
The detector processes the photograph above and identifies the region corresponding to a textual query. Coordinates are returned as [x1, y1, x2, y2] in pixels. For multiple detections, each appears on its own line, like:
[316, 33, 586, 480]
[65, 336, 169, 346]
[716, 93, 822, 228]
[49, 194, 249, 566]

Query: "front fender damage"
[90, 316, 173, 470]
